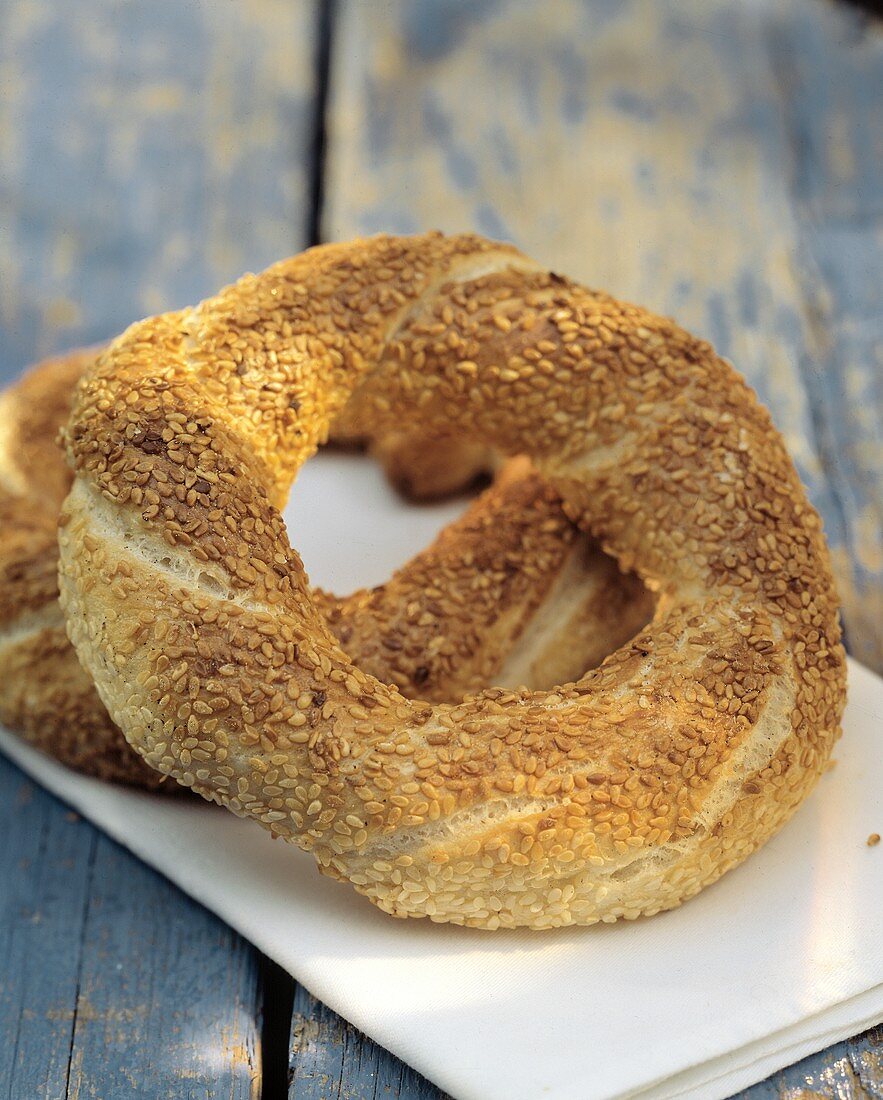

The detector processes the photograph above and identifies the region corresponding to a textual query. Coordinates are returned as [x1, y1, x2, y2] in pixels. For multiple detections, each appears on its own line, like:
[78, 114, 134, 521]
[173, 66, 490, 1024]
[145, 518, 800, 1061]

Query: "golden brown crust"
[57, 232, 846, 928]
[2, 348, 648, 790]
[0, 350, 186, 789]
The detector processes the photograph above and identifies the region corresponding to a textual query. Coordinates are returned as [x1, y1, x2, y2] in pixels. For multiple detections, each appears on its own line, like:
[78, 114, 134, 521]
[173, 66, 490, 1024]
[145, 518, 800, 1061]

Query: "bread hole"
[286, 450, 657, 701]
[285, 447, 472, 593]
[196, 571, 224, 596]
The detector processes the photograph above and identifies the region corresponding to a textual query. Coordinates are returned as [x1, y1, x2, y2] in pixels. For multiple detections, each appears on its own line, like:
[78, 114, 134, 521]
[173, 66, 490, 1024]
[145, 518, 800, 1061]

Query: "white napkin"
[2, 451, 881, 1100]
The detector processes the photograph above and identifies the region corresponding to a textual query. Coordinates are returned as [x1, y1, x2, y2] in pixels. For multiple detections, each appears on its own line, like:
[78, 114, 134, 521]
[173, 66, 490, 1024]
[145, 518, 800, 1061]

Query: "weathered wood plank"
[65, 830, 262, 1098]
[288, 982, 447, 1100]
[325, 0, 880, 669]
[0, 758, 98, 1099]
[0, 756, 261, 1098]
[0, 0, 319, 379]
[766, 1, 883, 671]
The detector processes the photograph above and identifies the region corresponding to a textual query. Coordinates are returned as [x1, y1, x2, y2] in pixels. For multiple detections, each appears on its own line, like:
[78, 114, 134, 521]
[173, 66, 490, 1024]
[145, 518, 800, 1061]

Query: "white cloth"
[2, 452, 881, 1100]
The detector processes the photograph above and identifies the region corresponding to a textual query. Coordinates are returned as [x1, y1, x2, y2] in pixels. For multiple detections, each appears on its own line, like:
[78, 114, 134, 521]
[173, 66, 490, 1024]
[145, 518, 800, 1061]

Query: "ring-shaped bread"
[58, 233, 846, 928]
[1, 349, 650, 787]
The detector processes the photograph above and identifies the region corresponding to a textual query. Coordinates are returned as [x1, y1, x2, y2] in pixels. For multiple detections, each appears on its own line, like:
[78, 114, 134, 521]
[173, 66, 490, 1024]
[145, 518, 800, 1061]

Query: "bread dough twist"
[1, 348, 649, 788]
[58, 233, 846, 927]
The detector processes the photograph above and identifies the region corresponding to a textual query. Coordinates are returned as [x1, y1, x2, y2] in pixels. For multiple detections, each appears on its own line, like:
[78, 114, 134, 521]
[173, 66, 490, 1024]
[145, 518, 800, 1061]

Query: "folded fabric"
[2, 453, 880, 1100]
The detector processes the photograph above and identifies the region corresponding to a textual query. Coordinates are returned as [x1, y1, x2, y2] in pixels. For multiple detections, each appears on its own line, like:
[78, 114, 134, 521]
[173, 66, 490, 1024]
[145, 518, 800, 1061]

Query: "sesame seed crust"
[2, 347, 645, 789]
[56, 232, 847, 929]
[0, 349, 179, 790]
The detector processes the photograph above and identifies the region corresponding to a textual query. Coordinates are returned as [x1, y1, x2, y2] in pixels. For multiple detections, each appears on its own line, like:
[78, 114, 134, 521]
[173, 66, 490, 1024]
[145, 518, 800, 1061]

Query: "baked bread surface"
[57, 233, 846, 927]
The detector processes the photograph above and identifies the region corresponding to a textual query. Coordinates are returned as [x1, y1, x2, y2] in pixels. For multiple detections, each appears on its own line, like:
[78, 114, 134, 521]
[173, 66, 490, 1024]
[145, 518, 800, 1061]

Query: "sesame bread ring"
[1, 351, 650, 787]
[58, 232, 846, 929]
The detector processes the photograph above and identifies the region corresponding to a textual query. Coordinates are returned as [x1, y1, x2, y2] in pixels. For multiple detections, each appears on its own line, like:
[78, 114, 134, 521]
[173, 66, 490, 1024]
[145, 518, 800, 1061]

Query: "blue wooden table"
[1, 2, 880, 1096]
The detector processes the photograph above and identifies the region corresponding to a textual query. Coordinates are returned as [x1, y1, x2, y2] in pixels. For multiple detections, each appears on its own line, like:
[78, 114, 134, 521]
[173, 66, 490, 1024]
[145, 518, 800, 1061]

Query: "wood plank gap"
[259, 955, 296, 1100]
[3, 801, 97, 1097]
[309, 0, 336, 246]
[287, 981, 449, 1099]
[61, 832, 99, 1100]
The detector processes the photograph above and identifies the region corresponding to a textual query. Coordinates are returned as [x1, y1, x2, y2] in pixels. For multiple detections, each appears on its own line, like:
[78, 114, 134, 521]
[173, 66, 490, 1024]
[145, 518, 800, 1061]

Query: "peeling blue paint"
[550, 40, 590, 125]
[736, 270, 759, 327]
[634, 159, 658, 199]
[402, 0, 504, 63]
[475, 203, 514, 243]
[705, 292, 732, 358]
[422, 92, 479, 189]
[609, 88, 657, 123]
[488, 123, 519, 177]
